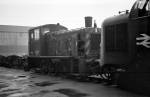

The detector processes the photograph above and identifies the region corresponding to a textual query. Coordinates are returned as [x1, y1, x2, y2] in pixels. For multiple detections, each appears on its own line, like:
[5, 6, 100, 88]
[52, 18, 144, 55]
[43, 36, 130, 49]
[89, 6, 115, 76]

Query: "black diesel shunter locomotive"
[28, 17, 101, 76]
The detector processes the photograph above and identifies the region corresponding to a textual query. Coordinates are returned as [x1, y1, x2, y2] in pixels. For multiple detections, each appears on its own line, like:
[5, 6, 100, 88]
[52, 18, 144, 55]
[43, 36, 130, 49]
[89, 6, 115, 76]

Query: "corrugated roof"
[0, 25, 32, 32]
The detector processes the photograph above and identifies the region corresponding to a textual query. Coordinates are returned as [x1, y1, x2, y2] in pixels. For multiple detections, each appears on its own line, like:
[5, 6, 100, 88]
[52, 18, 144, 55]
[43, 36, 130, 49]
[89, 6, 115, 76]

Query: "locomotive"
[27, 0, 150, 95]
[101, 0, 150, 95]
[28, 17, 101, 76]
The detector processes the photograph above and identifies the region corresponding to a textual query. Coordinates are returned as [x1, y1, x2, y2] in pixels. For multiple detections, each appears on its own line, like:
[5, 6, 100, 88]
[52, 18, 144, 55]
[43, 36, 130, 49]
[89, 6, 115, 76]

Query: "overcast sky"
[0, 0, 136, 29]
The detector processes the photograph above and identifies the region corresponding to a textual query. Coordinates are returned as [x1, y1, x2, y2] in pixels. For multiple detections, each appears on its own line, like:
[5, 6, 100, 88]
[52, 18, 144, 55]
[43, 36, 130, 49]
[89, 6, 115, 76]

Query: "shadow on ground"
[53, 88, 89, 97]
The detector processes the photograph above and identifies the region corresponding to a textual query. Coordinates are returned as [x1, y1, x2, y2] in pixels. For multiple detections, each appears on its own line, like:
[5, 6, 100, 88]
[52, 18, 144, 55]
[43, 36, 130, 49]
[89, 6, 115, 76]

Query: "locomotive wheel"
[101, 66, 111, 80]
[101, 65, 117, 85]
[23, 62, 30, 71]
[47, 60, 55, 76]
[54, 62, 61, 76]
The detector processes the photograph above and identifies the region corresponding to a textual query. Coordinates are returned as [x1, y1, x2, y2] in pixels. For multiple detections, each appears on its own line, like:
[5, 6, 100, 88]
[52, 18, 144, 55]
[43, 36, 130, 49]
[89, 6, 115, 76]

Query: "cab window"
[31, 33, 34, 39]
[130, 0, 150, 18]
[137, 0, 146, 9]
[146, 1, 150, 11]
[34, 29, 40, 40]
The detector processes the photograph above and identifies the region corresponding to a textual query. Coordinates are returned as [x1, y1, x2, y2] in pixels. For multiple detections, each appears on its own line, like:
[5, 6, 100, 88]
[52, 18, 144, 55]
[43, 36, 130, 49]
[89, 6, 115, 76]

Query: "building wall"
[0, 45, 28, 56]
[0, 25, 31, 56]
[0, 32, 28, 45]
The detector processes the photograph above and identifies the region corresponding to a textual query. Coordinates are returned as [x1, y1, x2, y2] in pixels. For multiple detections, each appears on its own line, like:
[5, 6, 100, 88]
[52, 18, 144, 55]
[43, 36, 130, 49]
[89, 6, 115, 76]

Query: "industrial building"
[0, 25, 31, 56]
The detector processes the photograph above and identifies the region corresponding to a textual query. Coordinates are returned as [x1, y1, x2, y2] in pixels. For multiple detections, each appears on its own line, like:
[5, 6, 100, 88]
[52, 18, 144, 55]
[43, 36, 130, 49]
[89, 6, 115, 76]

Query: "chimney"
[85, 16, 92, 27]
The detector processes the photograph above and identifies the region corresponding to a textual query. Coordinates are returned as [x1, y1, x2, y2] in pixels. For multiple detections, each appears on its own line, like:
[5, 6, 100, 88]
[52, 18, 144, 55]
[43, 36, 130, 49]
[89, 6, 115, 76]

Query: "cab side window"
[34, 29, 40, 40]
[146, 1, 150, 14]
[138, 0, 150, 16]
[130, 0, 150, 18]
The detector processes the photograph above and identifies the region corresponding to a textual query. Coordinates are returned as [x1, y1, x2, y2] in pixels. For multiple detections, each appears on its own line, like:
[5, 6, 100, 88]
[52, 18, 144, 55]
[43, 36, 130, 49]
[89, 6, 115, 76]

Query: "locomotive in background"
[101, 0, 150, 95]
[28, 17, 101, 76]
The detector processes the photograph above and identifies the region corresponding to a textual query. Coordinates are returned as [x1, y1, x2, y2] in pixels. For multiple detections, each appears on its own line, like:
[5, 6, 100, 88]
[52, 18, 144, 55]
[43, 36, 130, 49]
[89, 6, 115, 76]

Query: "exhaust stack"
[85, 16, 92, 27]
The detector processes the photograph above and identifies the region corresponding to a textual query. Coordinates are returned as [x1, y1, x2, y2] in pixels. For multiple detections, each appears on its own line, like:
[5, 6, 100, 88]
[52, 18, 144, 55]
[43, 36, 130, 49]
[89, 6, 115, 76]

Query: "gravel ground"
[0, 67, 147, 97]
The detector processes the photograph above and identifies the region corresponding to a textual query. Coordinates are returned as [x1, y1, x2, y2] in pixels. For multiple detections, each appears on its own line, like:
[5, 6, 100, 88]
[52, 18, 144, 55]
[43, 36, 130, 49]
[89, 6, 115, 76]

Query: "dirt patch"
[0, 92, 16, 97]
[30, 76, 36, 78]
[0, 83, 9, 89]
[33, 90, 51, 95]
[1, 89, 19, 92]
[39, 90, 51, 94]
[30, 90, 51, 96]
[8, 92, 31, 97]
[34, 81, 58, 87]
[53, 88, 89, 97]
[0, 93, 10, 97]
[17, 75, 26, 78]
